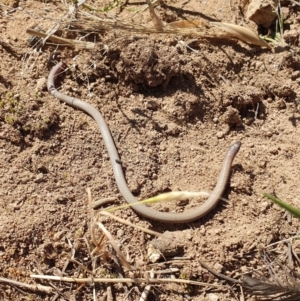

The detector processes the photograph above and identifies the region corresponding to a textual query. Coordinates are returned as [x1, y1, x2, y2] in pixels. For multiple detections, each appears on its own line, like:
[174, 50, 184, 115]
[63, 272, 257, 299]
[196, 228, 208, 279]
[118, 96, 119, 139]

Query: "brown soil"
[1, 0, 300, 300]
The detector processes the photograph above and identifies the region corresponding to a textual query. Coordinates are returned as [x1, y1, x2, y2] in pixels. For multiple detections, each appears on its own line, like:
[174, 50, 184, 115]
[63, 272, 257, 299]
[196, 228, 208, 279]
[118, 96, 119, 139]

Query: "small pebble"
[208, 293, 219, 301]
[213, 263, 223, 273]
[241, 199, 248, 205]
[34, 173, 44, 183]
[260, 201, 270, 213]
[146, 99, 159, 110]
[269, 147, 278, 155]
[258, 160, 266, 168]
[35, 77, 47, 91]
[53, 231, 66, 241]
[116, 229, 124, 238]
[216, 131, 225, 139]
[159, 144, 166, 151]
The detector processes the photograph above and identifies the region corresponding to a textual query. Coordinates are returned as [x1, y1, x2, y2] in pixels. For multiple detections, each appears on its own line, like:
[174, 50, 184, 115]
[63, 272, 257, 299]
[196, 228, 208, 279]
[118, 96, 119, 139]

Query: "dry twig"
[93, 222, 132, 271]
[98, 210, 165, 238]
[139, 270, 154, 301]
[199, 260, 242, 284]
[0, 277, 53, 293]
[42, 0, 87, 45]
[68, 9, 271, 49]
[145, 0, 164, 30]
[30, 274, 227, 289]
[26, 28, 95, 49]
[200, 258, 300, 301]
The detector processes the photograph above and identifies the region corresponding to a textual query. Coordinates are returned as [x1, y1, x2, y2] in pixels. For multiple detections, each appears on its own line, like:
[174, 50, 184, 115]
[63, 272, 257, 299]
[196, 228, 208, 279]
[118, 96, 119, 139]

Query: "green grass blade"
[264, 193, 300, 219]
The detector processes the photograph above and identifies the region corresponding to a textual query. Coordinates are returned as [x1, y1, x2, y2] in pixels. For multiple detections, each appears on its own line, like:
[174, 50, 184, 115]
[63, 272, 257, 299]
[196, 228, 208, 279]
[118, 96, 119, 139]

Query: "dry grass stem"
[26, 28, 95, 49]
[145, 0, 164, 30]
[200, 260, 243, 284]
[87, 188, 132, 278]
[98, 210, 165, 238]
[210, 22, 271, 48]
[139, 270, 154, 301]
[69, 258, 94, 276]
[107, 285, 113, 301]
[69, 11, 271, 48]
[87, 187, 109, 262]
[290, 0, 300, 6]
[31, 0, 271, 51]
[42, 0, 87, 45]
[30, 274, 227, 289]
[0, 277, 53, 293]
[201, 256, 300, 300]
[153, 268, 180, 274]
[86, 187, 94, 223]
[132, 0, 160, 18]
[70, 13, 205, 35]
[94, 222, 132, 271]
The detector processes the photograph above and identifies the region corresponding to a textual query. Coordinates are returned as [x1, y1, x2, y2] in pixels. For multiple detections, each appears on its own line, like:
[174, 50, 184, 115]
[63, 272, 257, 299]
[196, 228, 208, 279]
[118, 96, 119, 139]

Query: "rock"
[220, 107, 242, 126]
[116, 229, 124, 238]
[147, 231, 184, 262]
[208, 293, 219, 301]
[283, 29, 299, 43]
[34, 173, 45, 183]
[146, 99, 159, 110]
[35, 77, 47, 91]
[246, 0, 277, 28]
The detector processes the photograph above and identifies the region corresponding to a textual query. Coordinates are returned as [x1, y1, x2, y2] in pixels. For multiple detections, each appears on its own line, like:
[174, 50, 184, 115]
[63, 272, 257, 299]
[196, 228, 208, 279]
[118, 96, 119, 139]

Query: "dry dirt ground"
[1, 0, 300, 300]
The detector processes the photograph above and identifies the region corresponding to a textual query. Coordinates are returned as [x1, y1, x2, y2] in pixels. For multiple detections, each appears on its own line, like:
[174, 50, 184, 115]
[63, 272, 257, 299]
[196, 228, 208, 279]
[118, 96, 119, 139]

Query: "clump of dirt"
[87, 36, 186, 89]
[115, 38, 182, 87]
[0, 91, 59, 143]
